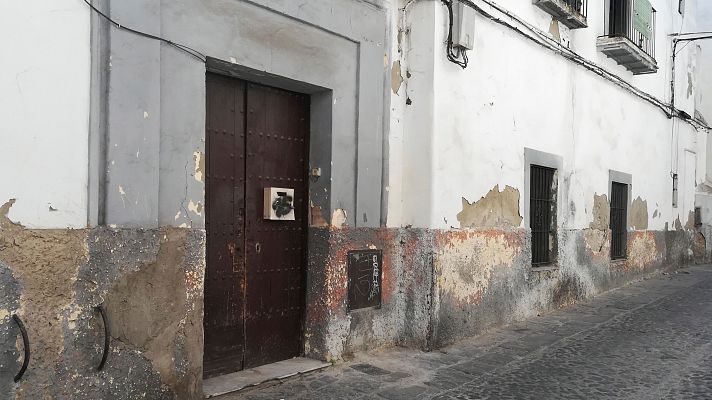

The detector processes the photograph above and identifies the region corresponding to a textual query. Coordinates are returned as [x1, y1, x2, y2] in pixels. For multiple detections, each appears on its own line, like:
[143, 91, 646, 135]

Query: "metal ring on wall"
[94, 305, 110, 371]
[12, 314, 29, 383]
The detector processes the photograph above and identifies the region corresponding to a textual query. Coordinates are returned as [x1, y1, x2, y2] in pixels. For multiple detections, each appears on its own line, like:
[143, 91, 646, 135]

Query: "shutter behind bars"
[531, 165, 555, 265]
[610, 182, 628, 259]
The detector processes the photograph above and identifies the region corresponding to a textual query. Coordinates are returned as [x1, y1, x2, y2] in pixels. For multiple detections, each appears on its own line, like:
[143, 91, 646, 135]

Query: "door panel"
[203, 74, 246, 378]
[204, 74, 309, 376]
[244, 83, 309, 368]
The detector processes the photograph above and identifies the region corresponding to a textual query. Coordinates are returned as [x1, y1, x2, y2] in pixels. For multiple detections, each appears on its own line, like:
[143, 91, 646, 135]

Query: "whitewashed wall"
[389, 0, 705, 231]
[693, 0, 712, 224]
[0, 1, 90, 228]
[695, 1, 712, 134]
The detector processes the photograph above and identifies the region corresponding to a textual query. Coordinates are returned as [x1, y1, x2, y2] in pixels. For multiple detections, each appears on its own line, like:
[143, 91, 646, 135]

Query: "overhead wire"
[674, 34, 712, 43]
[442, 0, 710, 130]
[82, 0, 206, 63]
[675, 40, 692, 56]
[83, 0, 708, 131]
[671, 31, 712, 37]
[668, 31, 712, 172]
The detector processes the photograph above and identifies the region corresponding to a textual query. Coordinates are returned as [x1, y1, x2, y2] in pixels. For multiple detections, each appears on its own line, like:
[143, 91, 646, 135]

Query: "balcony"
[533, 0, 588, 29]
[597, 0, 657, 75]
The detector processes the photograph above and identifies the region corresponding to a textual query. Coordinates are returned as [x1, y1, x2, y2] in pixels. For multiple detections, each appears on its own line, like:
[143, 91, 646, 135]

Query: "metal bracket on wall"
[94, 305, 110, 371]
[12, 314, 30, 383]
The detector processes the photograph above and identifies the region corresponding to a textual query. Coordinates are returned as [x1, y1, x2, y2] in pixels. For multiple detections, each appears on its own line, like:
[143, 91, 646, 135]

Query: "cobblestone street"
[220, 265, 712, 400]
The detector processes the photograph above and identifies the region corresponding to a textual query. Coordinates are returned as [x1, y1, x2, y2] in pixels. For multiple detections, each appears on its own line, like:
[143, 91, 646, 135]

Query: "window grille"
[610, 182, 628, 260]
[531, 165, 557, 265]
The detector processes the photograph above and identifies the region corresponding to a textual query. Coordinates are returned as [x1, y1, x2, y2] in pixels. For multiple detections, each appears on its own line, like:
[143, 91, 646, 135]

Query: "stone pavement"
[218, 265, 712, 400]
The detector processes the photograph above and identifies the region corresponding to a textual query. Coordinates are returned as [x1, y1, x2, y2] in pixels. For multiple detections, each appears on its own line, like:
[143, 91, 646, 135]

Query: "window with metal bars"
[610, 182, 628, 259]
[530, 165, 557, 266]
[607, 0, 657, 60]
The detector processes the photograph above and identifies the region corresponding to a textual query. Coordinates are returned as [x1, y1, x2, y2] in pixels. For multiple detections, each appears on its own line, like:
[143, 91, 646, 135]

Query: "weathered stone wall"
[304, 224, 703, 363]
[0, 196, 706, 400]
[433, 229, 530, 347]
[304, 228, 435, 361]
[0, 202, 205, 400]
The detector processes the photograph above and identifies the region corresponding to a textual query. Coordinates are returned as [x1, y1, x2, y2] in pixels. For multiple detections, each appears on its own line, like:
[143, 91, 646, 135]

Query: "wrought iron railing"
[607, 0, 657, 60]
[610, 182, 628, 260]
[530, 165, 557, 266]
[564, 0, 587, 19]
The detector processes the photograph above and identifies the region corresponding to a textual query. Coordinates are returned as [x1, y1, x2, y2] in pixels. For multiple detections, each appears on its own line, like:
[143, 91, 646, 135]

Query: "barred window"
[530, 165, 557, 265]
[610, 182, 628, 260]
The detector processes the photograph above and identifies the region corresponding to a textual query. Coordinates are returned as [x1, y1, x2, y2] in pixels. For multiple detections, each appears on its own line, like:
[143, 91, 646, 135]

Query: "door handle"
[12, 314, 29, 383]
[94, 305, 110, 371]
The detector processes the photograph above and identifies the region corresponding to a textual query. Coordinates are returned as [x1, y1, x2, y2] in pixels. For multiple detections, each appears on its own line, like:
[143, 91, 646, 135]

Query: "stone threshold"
[203, 357, 331, 398]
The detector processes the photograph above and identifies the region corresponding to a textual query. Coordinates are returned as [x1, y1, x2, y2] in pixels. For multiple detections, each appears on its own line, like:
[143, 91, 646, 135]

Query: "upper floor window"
[597, 0, 658, 74]
[531, 165, 558, 266]
[610, 181, 629, 260]
[533, 0, 588, 29]
[611, 0, 656, 57]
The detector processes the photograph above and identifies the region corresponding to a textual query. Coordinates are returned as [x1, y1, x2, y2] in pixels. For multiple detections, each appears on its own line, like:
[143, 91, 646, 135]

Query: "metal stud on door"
[204, 75, 309, 375]
[244, 83, 309, 368]
[203, 74, 247, 378]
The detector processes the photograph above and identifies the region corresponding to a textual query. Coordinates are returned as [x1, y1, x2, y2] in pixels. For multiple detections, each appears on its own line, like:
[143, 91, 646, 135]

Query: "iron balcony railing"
[564, 0, 588, 19]
[607, 0, 657, 60]
[534, 0, 587, 29]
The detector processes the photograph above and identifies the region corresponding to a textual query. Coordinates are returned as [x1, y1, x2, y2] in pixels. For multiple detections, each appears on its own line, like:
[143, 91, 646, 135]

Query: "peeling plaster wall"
[433, 229, 529, 345]
[9, 199, 665, 394]
[457, 185, 523, 228]
[320, 0, 712, 357]
[302, 223, 701, 364]
[0, 260, 21, 399]
[304, 228, 435, 361]
[630, 197, 650, 230]
[388, 1, 703, 232]
[0, 201, 205, 399]
[0, 1, 90, 228]
[4, 1, 712, 399]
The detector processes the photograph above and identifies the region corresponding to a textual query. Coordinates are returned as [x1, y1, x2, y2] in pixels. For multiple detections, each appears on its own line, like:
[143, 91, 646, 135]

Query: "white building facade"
[0, 1, 91, 228]
[390, 0, 709, 233]
[1, 0, 711, 398]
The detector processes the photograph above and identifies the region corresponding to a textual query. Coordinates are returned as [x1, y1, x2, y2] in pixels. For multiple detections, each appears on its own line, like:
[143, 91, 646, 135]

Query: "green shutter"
[633, 0, 653, 39]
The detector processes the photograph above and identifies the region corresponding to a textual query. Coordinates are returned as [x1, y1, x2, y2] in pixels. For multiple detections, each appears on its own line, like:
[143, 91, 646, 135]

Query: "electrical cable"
[673, 35, 712, 42]
[675, 34, 712, 43]
[671, 31, 712, 37]
[675, 40, 692, 55]
[82, 0, 206, 63]
[442, 0, 469, 68]
[83, 0, 708, 131]
[452, 0, 710, 130]
[668, 32, 712, 171]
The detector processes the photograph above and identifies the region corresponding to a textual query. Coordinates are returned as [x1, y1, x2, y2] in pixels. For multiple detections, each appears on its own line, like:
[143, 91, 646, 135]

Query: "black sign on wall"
[347, 250, 383, 311]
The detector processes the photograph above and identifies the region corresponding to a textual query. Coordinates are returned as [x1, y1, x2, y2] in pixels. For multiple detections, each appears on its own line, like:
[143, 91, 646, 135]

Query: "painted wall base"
[0, 218, 205, 400]
[0, 215, 707, 399]
[304, 226, 707, 362]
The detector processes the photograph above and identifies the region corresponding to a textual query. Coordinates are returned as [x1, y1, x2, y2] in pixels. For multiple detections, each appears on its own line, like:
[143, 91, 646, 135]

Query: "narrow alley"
[3, 1, 712, 398]
[222, 266, 712, 400]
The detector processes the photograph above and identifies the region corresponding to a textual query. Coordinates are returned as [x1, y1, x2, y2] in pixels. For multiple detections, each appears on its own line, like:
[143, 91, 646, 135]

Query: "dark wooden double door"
[203, 73, 309, 378]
